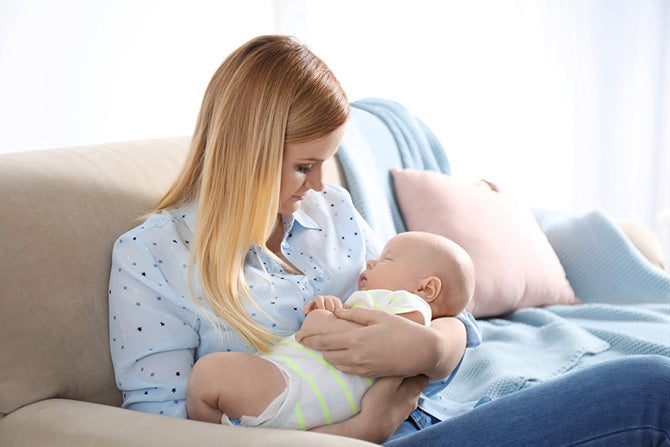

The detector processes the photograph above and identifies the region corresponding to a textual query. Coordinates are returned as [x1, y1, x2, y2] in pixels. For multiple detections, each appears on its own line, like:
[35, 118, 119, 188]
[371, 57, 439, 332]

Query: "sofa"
[0, 135, 372, 446]
[1, 98, 668, 446]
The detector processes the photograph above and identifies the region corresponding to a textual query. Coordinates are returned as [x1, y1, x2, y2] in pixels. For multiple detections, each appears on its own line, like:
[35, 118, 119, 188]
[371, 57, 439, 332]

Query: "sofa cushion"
[0, 138, 188, 415]
[0, 398, 375, 446]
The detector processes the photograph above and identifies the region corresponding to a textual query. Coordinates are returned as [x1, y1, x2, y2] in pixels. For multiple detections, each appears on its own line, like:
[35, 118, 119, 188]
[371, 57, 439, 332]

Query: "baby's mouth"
[358, 272, 368, 290]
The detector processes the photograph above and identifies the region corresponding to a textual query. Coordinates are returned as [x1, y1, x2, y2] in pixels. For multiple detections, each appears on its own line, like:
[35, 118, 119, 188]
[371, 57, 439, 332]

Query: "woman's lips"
[293, 193, 307, 201]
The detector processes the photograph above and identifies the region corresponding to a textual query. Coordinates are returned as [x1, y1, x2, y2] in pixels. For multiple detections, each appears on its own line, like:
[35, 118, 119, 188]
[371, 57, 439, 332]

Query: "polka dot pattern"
[108, 184, 381, 418]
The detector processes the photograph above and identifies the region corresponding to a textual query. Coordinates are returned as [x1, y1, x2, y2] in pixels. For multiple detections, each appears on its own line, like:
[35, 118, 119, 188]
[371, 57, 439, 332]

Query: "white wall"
[0, 0, 274, 153]
[286, 0, 670, 259]
[300, 1, 578, 210]
[2, 0, 669, 259]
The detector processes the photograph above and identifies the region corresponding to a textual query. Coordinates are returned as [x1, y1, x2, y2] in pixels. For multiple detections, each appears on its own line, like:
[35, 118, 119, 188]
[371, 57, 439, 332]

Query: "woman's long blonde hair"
[154, 35, 350, 352]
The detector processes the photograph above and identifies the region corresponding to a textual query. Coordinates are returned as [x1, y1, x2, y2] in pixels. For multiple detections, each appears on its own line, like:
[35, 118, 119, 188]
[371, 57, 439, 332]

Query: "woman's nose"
[306, 167, 325, 192]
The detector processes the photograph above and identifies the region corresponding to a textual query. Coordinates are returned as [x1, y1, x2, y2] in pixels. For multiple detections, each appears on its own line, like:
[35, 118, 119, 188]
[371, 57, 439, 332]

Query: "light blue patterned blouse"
[108, 184, 480, 419]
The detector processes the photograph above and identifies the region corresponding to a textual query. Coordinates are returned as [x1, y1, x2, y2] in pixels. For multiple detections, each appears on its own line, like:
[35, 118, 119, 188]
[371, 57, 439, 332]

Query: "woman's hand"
[358, 375, 429, 441]
[310, 375, 429, 443]
[299, 307, 467, 380]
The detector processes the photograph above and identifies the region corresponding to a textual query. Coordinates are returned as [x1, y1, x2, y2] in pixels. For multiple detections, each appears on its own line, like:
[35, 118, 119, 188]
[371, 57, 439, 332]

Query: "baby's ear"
[418, 276, 441, 303]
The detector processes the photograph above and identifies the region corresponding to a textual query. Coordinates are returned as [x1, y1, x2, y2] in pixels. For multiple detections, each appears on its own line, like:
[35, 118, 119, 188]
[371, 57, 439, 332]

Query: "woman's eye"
[297, 165, 313, 174]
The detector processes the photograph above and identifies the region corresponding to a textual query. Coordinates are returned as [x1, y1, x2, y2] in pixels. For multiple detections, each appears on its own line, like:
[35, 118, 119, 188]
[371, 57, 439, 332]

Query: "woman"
[109, 35, 670, 445]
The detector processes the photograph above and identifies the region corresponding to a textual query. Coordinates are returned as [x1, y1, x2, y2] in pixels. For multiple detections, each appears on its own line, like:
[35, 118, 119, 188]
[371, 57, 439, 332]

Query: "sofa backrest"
[0, 138, 190, 415]
[0, 137, 346, 417]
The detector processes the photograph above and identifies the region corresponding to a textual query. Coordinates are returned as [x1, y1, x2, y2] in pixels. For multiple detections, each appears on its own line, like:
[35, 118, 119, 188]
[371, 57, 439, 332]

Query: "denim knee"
[607, 355, 670, 396]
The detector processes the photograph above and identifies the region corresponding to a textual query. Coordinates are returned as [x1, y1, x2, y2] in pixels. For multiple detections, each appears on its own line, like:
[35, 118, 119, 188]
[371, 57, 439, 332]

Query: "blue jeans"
[385, 355, 670, 446]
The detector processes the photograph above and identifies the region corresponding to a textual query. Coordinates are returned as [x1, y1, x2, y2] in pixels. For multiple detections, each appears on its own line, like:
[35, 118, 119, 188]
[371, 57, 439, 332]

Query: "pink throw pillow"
[391, 168, 578, 318]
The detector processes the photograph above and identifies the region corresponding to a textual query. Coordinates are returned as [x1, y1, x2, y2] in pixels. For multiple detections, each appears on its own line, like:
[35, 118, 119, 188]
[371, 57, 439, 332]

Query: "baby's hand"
[304, 295, 347, 314]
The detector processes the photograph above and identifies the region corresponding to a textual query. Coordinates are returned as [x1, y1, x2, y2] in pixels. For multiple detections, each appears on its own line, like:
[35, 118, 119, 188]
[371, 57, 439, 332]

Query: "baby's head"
[358, 231, 475, 317]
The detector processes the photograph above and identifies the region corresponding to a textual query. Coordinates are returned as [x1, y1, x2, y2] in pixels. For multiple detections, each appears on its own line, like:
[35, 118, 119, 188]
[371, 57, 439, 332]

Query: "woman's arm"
[310, 375, 429, 443]
[109, 231, 199, 418]
[296, 305, 425, 342]
[299, 307, 467, 381]
[426, 315, 468, 379]
[295, 308, 363, 342]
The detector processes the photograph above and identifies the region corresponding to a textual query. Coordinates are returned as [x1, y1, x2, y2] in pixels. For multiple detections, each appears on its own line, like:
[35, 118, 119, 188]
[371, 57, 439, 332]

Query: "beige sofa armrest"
[0, 399, 376, 447]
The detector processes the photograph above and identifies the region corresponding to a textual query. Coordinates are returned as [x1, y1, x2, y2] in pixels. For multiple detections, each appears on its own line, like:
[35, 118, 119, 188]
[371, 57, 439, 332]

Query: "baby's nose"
[366, 259, 377, 270]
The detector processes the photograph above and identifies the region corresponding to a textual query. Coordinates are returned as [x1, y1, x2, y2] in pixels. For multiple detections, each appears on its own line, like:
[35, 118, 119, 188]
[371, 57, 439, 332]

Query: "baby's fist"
[304, 295, 346, 314]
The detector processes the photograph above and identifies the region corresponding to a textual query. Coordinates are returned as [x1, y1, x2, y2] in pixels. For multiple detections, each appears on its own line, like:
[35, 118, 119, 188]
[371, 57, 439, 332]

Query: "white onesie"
[220, 289, 431, 430]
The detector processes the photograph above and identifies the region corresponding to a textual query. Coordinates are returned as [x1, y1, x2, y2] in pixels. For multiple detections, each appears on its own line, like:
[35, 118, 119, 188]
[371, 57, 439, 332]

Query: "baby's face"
[358, 235, 424, 292]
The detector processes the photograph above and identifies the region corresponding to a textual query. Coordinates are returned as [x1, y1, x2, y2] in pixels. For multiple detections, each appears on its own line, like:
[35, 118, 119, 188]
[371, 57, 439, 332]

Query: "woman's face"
[279, 124, 346, 215]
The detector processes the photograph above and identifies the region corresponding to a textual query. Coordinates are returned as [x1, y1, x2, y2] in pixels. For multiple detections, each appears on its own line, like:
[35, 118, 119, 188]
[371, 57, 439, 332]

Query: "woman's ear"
[417, 276, 441, 303]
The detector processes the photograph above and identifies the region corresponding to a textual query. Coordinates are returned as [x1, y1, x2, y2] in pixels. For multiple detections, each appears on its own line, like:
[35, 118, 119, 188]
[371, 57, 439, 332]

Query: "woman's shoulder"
[111, 206, 194, 268]
[323, 183, 350, 197]
[109, 207, 196, 310]
[307, 184, 355, 211]
[113, 212, 173, 247]
[298, 184, 358, 226]
[113, 204, 193, 245]
[308, 183, 352, 203]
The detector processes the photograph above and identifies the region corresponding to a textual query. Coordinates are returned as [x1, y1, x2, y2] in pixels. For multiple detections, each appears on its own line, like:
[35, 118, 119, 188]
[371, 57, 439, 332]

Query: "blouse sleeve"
[422, 310, 481, 397]
[108, 229, 200, 418]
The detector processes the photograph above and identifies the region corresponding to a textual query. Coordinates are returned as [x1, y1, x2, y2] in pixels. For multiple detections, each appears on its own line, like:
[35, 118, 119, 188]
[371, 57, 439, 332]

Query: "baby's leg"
[186, 351, 286, 424]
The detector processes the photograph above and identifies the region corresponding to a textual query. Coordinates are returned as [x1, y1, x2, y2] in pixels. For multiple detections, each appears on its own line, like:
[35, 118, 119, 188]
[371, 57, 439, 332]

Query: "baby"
[186, 231, 475, 430]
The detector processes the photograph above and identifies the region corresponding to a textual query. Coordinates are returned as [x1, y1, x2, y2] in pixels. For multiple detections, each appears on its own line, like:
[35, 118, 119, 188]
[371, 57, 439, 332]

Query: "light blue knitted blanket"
[338, 98, 450, 243]
[338, 98, 670, 404]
